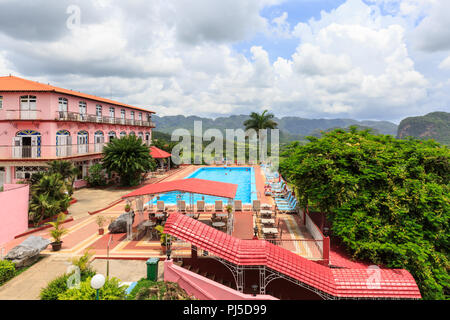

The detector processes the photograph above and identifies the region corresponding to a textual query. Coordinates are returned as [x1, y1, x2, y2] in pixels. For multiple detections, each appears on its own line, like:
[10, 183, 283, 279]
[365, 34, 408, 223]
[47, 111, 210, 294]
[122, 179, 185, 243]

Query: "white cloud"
[438, 56, 450, 70]
[0, 0, 447, 121]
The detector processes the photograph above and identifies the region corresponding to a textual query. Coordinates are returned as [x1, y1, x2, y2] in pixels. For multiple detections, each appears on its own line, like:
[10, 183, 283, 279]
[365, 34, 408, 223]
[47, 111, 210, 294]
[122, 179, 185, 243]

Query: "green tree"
[29, 173, 70, 224]
[243, 110, 278, 133]
[102, 135, 156, 186]
[280, 127, 450, 300]
[47, 160, 78, 196]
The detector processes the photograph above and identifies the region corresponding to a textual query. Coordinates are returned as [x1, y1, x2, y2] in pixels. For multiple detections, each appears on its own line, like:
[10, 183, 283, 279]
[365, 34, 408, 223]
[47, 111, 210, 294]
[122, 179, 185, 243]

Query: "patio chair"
[234, 200, 242, 212]
[196, 200, 205, 212]
[214, 200, 223, 212]
[156, 201, 165, 212]
[252, 200, 260, 212]
[177, 200, 186, 213]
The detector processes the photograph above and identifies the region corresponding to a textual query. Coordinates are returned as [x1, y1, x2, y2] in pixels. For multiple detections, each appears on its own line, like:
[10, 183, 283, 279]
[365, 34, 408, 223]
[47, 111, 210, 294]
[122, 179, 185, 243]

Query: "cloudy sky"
[0, 0, 449, 122]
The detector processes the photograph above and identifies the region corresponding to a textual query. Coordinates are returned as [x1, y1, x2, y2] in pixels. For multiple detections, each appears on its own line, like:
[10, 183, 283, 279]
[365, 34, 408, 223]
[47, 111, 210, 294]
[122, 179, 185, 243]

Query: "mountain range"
[153, 112, 449, 145]
[153, 114, 398, 142]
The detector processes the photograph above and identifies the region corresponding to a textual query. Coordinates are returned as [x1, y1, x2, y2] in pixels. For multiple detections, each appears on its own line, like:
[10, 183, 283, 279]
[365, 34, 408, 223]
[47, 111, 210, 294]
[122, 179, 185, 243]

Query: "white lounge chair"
[214, 200, 223, 212]
[252, 200, 260, 212]
[177, 200, 186, 213]
[234, 200, 242, 212]
[156, 201, 165, 212]
[197, 200, 205, 212]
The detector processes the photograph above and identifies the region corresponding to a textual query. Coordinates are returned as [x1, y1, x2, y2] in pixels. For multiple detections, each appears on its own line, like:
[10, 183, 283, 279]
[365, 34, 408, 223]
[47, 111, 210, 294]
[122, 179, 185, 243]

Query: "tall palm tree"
[102, 135, 157, 186]
[244, 110, 278, 161]
[243, 110, 278, 133]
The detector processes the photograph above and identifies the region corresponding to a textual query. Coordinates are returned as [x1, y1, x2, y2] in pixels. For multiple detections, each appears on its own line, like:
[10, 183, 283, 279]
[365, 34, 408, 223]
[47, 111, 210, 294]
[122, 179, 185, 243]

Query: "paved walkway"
[69, 188, 129, 219]
[0, 255, 70, 300]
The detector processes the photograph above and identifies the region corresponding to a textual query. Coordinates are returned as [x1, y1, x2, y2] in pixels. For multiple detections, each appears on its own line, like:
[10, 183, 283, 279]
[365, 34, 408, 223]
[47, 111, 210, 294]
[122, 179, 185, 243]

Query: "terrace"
[0, 164, 421, 300]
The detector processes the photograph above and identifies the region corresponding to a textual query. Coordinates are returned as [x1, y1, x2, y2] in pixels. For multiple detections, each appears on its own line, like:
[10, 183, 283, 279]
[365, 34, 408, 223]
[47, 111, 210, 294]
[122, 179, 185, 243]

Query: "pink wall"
[0, 184, 29, 246]
[164, 260, 278, 300]
[0, 91, 153, 122]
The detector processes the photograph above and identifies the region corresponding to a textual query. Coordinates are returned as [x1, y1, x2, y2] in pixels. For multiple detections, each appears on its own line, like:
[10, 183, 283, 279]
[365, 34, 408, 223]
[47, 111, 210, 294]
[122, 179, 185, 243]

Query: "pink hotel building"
[0, 75, 155, 187]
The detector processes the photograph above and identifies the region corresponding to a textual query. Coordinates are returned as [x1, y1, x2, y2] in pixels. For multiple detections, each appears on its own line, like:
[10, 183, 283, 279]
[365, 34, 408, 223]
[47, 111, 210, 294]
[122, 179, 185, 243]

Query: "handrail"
[54, 111, 155, 127]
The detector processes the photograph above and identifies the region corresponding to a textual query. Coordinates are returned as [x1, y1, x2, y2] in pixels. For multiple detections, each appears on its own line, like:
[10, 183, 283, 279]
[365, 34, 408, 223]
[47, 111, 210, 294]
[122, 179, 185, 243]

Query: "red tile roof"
[150, 146, 171, 159]
[164, 213, 422, 299]
[0, 75, 154, 113]
[122, 178, 238, 199]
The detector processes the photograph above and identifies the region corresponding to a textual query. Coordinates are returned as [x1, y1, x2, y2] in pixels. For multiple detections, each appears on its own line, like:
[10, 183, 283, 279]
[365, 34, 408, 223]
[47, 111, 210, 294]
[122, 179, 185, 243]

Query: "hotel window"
[138, 112, 142, 121]
[79, 102, 87, 114]
[0, 96, 3, 109]
[138, 132, 144, 140]
[20, 95, 37, 110]
[130, 111, 135, 120]
[121, 109, 125, 119]
[120, 131, 127, 138]
[147, 113, 152, 122]
[109, 107, 115, 118]
[58, 98, 68, 112]
[96, 105, 102, 119]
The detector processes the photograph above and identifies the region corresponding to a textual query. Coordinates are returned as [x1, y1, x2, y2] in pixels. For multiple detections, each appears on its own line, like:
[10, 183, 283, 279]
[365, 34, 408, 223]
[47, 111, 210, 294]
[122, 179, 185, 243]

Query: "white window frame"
[0, 96, 3, 109]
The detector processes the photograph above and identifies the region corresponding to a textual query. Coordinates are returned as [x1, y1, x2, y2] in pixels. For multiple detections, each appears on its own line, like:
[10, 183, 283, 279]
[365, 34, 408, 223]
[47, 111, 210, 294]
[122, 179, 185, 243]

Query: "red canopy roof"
[122, 178, 238, 199]
[150, 146, 171, 159]
[164, 213, 421, 299]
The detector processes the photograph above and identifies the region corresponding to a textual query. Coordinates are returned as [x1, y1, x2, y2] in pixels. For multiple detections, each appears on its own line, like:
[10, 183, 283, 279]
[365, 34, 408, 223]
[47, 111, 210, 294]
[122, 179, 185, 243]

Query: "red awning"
[164, 213, 422, 299]
[150, 146, 171, 159]
[122, 178, 238, 199]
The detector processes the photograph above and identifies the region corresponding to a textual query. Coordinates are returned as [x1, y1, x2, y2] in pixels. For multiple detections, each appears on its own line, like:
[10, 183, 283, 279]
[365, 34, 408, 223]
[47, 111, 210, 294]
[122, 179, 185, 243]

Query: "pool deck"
[1, 165, 321, 261]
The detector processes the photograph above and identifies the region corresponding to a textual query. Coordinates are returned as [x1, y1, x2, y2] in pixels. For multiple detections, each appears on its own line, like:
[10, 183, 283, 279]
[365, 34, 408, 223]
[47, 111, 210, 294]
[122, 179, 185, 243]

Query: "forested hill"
[397, 112, 450, 145]
[153, 115, 398, 141]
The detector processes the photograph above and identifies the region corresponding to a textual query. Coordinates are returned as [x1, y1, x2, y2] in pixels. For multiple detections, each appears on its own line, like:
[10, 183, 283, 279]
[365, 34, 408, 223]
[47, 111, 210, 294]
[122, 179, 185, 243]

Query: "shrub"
[40, 274, 70, 300]
[40, 269, 96, 300]
[85, 164, 107, 187]
[0, 260, 16, 286]
[126, 278, 194, 300]
[58, 276, 127, 300]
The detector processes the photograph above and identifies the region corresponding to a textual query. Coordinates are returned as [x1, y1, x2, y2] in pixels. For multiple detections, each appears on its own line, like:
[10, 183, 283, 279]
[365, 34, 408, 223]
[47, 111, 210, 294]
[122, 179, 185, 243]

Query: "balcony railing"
[55, 111, 155, 127]
[0, 143, 106, 160]
[4, 110, 41, 120]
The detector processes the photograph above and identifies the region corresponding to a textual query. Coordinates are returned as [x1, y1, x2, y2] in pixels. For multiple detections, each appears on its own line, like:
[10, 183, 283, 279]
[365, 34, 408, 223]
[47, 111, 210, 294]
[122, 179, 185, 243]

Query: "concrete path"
[68, 188, 130, 219]
[0, 255, 71, 300]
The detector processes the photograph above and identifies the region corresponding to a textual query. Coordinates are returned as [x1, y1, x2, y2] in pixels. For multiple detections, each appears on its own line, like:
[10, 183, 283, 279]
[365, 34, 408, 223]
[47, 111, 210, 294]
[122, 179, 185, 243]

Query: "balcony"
[55, 111, 155, 127]
[4, 110, 41, 120]
[0, 143, 106, 160]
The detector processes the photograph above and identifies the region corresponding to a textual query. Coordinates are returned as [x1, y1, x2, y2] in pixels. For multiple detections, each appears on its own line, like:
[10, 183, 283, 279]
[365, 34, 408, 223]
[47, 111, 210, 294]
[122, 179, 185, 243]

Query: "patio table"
[216, 213, 228, 218]
[261, 219, 275, 225]
[262, 227, 278, 235]
[212, 222, 226, 229]
[261, 204, 272, 209]
[260, 210, 273, 217]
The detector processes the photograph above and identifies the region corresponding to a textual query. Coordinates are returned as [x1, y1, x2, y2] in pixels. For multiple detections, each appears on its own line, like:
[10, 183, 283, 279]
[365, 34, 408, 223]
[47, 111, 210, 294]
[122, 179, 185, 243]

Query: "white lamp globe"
[90, 274, 106, 290]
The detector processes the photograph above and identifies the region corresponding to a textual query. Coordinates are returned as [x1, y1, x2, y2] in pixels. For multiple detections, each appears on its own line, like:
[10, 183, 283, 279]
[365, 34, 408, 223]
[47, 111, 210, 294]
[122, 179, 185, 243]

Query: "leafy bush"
[40, 274, 70, 300]
[0, 260, 16, 286]
[85, 163, 107, 187]
[58, 276, 127, 300]
[126, 278, 194, 300]
[40, 269, 96, 300]
[280, 127, 450, 300]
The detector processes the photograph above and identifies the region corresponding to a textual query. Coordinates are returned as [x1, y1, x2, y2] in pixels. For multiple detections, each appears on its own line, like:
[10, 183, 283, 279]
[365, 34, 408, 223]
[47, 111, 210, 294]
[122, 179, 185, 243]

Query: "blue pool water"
[148, 167, 257, 205]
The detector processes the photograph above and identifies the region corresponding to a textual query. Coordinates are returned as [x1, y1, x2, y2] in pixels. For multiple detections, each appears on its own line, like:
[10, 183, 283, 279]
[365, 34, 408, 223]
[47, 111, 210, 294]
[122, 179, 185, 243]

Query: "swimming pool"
[148, 167, 257, 205]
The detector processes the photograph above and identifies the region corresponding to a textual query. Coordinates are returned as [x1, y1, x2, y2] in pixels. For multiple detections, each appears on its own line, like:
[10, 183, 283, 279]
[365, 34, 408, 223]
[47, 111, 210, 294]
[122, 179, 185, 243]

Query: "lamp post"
[251, 284, 258, 297]
[91, 274, 106, 300]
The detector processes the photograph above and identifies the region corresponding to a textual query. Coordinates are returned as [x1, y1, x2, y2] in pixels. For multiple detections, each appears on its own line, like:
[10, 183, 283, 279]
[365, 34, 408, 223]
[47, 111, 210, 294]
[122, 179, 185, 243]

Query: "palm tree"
[47, 160, 78, 196]
[244, 110, 278, 161]
[102, 135, 157, 186]
[29, 173, 71, 224]
[243, 110, 278, 133]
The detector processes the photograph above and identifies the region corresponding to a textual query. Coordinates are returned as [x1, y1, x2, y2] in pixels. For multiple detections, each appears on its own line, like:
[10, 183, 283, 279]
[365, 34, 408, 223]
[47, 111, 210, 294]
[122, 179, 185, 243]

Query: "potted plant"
[226, 204, 233, 214]
[96, 215, 106, 235]
[47, 213, 68, 251]
[155, 225, 170, 254]
[125, 203, 131, 212]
